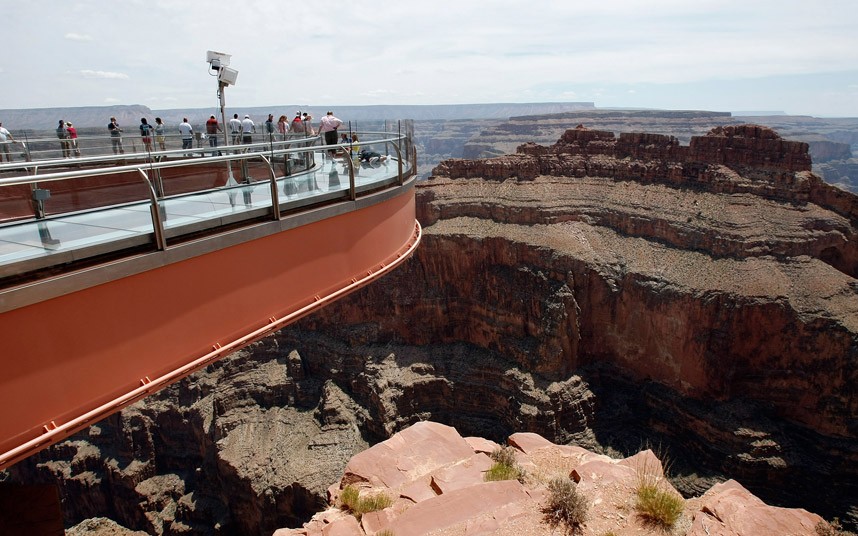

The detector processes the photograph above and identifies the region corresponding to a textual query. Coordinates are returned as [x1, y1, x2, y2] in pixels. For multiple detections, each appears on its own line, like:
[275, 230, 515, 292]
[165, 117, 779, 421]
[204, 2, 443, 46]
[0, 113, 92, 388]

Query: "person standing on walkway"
[277, 115, 289, 140]
[241, 115, 255, 145]
[178, 118, 194, 151]
[66, 122, 81, 157]
[139, 118, 154, 152]
[302, 112, 315, 135]
[229, 113, 242, 145]
[0, 122, 14, 162]
[206, 115, 222, 155]
[291, 112, 304, 134]
[154, 117, 167, 151]
[264, 114, 276, 144]
[57, 120, 70, 157]
[318, 111, 343, 158]
[108, 117, 124, 154]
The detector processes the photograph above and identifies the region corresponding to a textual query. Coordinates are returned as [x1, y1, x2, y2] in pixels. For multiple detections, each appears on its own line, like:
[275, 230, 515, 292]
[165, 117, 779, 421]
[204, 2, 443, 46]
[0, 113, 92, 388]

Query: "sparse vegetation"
[542, 475, 588, 535]
[632, 449, 684, 529]
[484, 446, 525, 482]
[338, 484, 393, 520]
[635, 483, 684, 529]
[376, 529, 395, 536]
[816, 518, 857, 536]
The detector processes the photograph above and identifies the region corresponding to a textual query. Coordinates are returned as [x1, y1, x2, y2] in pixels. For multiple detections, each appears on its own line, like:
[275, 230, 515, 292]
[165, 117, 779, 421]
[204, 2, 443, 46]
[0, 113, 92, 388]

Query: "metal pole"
[219, 81, 235, 183]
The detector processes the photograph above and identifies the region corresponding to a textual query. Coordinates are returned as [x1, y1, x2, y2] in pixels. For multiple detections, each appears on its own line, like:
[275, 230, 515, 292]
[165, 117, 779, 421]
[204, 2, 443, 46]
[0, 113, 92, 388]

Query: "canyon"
[3, 123, 857, 535]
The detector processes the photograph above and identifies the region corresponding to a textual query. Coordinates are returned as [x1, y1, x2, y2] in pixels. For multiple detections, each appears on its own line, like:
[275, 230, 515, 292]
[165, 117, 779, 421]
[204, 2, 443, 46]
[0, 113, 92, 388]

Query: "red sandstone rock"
[464, 435, 500, 455]
[688, 480, 824, 536]
[429, 452, 492, 494]
[281, 422, 833, 536]
[342, 421, 474, 489]
[386, 480, 532, 536]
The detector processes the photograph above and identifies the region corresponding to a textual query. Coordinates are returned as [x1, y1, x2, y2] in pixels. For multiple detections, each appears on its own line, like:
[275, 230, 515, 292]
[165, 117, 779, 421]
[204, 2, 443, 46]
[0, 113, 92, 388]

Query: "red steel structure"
[0, 134, 419, 469]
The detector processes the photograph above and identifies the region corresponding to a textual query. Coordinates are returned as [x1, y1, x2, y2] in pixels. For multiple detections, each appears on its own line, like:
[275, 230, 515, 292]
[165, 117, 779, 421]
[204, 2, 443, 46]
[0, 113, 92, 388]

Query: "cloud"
[65, 33, 93, 42]
[80, 70, 130, 80]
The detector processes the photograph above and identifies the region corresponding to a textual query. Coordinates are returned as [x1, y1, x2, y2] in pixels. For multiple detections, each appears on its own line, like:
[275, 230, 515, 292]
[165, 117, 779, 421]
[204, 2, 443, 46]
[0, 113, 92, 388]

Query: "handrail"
[0, 132, 409, 188]
[0, 131, 415, 279]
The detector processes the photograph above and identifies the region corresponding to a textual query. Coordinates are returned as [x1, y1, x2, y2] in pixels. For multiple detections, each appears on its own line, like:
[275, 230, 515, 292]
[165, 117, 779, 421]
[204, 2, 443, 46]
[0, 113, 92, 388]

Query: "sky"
[3, 0, 858, 117]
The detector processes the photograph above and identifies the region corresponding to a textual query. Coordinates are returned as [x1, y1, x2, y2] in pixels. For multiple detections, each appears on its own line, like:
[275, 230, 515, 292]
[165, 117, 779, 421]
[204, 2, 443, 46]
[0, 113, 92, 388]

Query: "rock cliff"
[5, 124, 857, 534]
[286, 124, 858, 526]
[276, 421, 828, 536]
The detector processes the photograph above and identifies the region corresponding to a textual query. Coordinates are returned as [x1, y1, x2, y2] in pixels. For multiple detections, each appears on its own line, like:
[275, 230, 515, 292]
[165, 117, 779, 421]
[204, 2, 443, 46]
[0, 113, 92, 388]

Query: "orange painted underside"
[0, 191, 418, 469]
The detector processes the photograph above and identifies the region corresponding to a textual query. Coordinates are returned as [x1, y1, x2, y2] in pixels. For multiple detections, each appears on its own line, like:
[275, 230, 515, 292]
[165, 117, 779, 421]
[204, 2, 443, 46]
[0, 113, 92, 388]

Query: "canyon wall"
[5, 124, 857, 534]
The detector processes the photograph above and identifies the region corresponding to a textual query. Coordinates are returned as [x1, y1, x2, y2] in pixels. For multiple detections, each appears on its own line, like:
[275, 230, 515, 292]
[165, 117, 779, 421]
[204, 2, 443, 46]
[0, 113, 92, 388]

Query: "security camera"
[206, 50, 231, 67]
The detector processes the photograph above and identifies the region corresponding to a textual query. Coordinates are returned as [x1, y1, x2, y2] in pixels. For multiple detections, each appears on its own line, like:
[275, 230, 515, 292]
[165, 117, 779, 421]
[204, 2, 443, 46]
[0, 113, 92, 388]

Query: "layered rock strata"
[6, 124, 857, 533]
[288, 125, 857, 526]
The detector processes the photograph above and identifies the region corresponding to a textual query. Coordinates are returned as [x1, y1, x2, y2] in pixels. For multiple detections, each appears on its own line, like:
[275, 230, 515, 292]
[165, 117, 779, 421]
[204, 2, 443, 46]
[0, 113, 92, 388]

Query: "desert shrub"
[338, 484, 393, 520]
[635, 483, 684, 528]
[490, 446, 519, 467]
[376, 531, 395, 536]
[816, 518, 857, 536]
[542, 476, 588, 534]
[485, 446, 525, 483]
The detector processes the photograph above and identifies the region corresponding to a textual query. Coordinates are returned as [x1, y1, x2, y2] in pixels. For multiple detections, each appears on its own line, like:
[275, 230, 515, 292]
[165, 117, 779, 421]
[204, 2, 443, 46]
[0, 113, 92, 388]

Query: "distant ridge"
[0, 102, 595, 131]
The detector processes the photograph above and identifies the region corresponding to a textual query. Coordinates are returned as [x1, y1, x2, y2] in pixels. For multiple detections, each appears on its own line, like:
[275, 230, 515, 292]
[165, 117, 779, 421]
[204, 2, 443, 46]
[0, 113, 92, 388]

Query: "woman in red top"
[66, 122, 81, 157]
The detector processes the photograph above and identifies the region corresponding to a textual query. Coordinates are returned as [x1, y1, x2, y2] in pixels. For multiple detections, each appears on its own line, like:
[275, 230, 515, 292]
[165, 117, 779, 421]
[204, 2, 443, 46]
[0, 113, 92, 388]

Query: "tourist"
[241, 115, 255, 145]
[302, 112, 315, 135]
[229, 113, 242, 145]
[291, 112, 304, 134]
[0, 122, 14, 162]
[318, 111, 343, 158]
[154, 117, 167, 151]
[277, 115, 289, 140]
[358, 148, 388, 164]
[206, 115, 222, 155]
[57, 120, 70, 158]
[108, 117, 124, 154]
[351, 133, 361, 155]
[178, 118, 194, 150]
[139, 118, 154, 152]
[264, 114, 276, 144]
[66, 122, 81, 157]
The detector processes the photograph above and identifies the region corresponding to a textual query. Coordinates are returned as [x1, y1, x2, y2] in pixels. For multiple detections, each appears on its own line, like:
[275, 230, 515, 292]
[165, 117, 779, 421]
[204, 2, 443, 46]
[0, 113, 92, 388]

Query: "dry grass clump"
[338, 484, 393, 520]
[632, 449, 684, 529]
[542, 475, 588, 534]
[484, 446, 526, 483]
[635, 483, 684, 528]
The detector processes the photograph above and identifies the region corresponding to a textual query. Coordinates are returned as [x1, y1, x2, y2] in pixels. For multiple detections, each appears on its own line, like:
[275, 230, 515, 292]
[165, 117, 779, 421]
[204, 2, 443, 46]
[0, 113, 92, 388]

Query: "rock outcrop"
[6, 124, 857, 533]
[276, 421, 826, 536]
[288, 124, 858, 526]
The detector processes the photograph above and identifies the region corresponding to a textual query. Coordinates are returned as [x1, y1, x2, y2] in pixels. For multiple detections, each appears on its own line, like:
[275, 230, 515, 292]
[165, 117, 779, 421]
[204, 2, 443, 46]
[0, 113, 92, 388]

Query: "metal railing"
[0, 129, 415, 280]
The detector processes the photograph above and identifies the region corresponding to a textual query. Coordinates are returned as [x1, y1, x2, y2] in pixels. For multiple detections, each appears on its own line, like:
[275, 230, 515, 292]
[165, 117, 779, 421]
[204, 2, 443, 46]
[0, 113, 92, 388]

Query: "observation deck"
[0, 128, 420, 469]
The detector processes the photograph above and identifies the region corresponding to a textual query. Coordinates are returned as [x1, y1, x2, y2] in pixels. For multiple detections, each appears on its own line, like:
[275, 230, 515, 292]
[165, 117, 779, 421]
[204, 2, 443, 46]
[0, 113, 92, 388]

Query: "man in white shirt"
[241, 115, 256, 145]
[178, 118, 194, 150]
[0, 122, 14, 162]
[228, 113, 242, 145]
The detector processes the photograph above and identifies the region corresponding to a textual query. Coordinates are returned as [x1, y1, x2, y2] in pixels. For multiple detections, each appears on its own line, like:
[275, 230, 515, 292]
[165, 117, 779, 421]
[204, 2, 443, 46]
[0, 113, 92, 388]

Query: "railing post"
[341, 152, 357, 200]
[258, 154, 281, 220]
[388, 143, 405, 186]
[137, 169, 167, 251]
